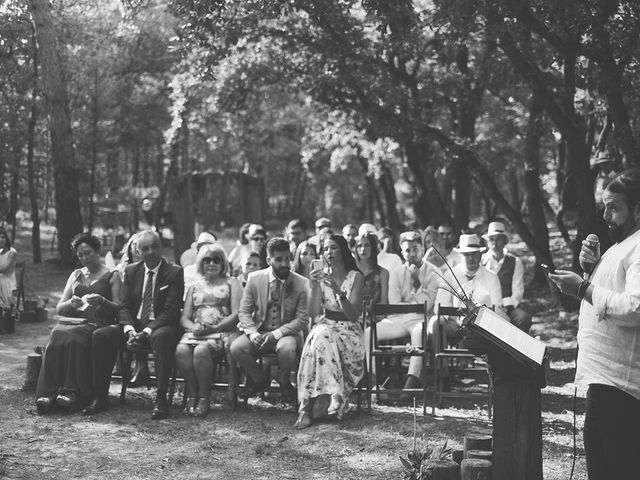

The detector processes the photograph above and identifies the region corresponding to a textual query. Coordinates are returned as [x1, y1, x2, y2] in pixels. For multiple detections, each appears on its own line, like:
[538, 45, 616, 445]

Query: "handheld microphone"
[581, 234, 600, 280]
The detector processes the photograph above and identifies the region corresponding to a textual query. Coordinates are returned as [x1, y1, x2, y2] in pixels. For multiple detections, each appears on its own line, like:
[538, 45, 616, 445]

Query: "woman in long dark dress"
[36, 233, 121, 413]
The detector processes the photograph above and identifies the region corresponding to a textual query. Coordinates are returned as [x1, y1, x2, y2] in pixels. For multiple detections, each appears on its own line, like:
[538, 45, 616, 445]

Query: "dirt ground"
[0, 225, 588, 479]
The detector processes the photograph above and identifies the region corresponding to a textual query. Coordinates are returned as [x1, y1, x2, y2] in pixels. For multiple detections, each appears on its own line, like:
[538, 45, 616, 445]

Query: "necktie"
[271, 279, 281, 303]
[268, 280, 281, 327]
[140, 270, 154, 323]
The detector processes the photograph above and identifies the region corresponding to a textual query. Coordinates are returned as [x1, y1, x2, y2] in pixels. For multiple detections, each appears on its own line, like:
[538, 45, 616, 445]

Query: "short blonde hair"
[195, 244, 229, 277]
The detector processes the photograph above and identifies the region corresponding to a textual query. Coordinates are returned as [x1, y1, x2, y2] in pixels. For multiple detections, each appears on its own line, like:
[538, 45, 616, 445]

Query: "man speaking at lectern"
[549, 168, 640, 479]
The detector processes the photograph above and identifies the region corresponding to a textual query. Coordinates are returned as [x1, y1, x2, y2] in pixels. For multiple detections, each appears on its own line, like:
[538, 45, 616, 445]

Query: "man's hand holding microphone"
[547, 234, 600, 300]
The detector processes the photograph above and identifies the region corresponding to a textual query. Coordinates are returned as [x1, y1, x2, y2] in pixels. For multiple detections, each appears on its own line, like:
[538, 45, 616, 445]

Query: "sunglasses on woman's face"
[203, 257, 223, 265]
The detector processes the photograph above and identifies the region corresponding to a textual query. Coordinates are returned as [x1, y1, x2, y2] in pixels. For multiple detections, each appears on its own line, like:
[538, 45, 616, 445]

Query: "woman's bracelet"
[577, 280, 590, 300]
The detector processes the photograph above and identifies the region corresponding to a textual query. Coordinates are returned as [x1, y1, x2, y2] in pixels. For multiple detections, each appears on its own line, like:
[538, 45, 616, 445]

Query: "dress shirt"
[482, 248, 525, 308]
[436, 264, 502, 316]
[124, 262, 161, 336]
[388, 260, 441, 313]
[576, 229, 640, 400]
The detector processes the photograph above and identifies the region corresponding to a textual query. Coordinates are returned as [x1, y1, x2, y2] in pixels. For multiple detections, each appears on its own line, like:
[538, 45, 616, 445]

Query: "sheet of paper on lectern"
[474, 307, 546, 366]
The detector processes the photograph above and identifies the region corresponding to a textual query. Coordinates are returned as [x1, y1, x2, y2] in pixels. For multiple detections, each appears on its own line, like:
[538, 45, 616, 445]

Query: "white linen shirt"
[435, 264, 503, 315]
[576, 229, 640, 400]
[388, 261, 441, 315]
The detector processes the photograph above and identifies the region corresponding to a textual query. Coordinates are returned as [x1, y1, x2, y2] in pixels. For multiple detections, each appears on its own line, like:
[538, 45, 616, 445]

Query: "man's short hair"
[399, 230, 422, 244]
[287, 218, 307, 231]
[267, 237, 291, 257]
[605, 168, 640, 211]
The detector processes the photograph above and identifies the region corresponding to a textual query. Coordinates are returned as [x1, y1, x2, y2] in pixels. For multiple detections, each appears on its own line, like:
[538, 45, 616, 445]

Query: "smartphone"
[311, 259, 323, 272]
[540, 263, 555, 275]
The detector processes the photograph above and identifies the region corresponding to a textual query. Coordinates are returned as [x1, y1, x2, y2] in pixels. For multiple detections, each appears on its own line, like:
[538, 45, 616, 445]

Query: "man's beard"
[274, 266, 290, 280]
[608, 223, 626, 244]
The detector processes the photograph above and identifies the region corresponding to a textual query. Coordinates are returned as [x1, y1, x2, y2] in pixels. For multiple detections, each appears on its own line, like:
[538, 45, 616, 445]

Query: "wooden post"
[22, 353, 42, 392]
[463, 434, 492, 458]
[467, 450, 492, 461]
[421, 459, 459, 479]
[492, 379, 543, 480]
[461, 458, 492, 480]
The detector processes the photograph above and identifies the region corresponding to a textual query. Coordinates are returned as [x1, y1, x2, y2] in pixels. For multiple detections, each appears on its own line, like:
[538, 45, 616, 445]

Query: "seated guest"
[84, 230, 184, 419]
[230, 237, 308, 404]
[285, 218, 308, 256]
[354, 233, 389, 305]
[342, 224, 358, 250]
[176, 244, 241, 417]
[295, 235, 365, 429]
[482, 221, 532, 332]
[307, 217, 331, 252]
[236, 250, 262, 289]
[437, 224, 463, 268]
[247, 224, 268, 268]
[422, 226, 446, 270]
[227, 223, 252, 277]
[376, 226, 404, 280]
[36, 233, 122, 413]
[292, 240, 317, 279]
[428, 233, 504, 353]
[184, 232, 218, 289]
[365, 231, 441, 391]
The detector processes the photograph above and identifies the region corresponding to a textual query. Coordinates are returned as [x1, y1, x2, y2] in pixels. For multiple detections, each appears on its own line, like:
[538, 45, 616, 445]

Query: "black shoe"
[151, 397, 170, 420]
[239, 377, 270, 400]
[36, 396, 55, 414]
[82, 397, 109, 416]
[279, 381, 296, 404]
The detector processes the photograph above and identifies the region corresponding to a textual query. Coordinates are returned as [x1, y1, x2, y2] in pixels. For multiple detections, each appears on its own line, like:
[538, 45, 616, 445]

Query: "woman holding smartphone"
[295, 235, 364, 429]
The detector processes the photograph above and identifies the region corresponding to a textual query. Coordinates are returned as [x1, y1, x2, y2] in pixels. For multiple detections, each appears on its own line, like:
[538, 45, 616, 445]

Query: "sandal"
[294, 411, 313, 429]
[56, 391, 77, 409]
[327, 394, 342, 419]
[183, 397, 197, 416]
[36, 396, 55, 414]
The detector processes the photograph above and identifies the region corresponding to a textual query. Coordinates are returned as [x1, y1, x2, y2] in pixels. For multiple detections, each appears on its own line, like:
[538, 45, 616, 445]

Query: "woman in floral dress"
[176, 244, 241, 417]
[295, 235, 364, 429]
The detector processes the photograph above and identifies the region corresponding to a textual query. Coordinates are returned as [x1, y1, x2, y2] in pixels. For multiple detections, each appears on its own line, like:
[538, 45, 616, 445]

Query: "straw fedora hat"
[485, 221, 508, 239]
[455, 233, 488, 253]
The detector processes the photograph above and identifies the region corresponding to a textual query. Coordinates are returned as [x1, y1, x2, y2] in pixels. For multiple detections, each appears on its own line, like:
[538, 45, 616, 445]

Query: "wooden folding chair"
[369, 302, 430, 415]
[431, 304, 493, 417]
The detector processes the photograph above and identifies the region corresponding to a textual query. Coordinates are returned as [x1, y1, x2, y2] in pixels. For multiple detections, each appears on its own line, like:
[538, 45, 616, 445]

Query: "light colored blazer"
[238, 268, 308, 337]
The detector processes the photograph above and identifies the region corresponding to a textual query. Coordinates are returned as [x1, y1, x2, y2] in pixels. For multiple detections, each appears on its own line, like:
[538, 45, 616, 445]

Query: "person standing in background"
[0, 227, 17, 306]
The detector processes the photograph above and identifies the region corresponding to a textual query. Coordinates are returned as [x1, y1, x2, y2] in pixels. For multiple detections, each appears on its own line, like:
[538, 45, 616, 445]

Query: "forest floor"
[0, 223, 586, 479]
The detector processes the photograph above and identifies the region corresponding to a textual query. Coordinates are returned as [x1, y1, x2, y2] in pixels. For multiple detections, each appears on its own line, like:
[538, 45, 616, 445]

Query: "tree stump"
[421, 459, 459, 479]
[463, 434, 492, 458]
[461, 458, 492, 480]
[22, 353, 42, 392]
[452, 448, 465, 464]
[467, 450, 492, 461]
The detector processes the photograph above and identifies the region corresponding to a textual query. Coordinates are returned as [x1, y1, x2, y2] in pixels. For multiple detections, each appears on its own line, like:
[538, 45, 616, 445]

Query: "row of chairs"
[112, 300, 493, 417]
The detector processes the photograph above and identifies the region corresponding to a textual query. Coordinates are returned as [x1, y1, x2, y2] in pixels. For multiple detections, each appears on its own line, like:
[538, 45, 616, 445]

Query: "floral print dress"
[297, 270, 365, 418]
[179, 278, 239, 356]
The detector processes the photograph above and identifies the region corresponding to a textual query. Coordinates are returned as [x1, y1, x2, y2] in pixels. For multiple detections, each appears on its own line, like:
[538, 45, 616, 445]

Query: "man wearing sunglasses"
[231, 237, 309, 404]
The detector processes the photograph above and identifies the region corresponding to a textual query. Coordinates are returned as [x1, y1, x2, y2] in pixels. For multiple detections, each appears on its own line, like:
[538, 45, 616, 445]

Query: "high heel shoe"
[56, 392, 77, 409]
[183, 397, 197, 416]
[294, 411, 313, 429]
[36, 396, 55, 414]
[193, 397, 209, 418]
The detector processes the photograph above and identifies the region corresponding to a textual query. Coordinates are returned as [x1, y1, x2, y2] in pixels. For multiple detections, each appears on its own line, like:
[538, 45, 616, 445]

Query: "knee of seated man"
[275, 335, 297, 353]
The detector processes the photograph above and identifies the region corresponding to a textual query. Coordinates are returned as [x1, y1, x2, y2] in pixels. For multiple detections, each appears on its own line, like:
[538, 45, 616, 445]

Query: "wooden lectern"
[461, 306, 547, 480]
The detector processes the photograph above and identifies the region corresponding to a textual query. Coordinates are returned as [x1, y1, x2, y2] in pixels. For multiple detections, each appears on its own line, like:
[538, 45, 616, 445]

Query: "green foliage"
[399, 439, 453, 480]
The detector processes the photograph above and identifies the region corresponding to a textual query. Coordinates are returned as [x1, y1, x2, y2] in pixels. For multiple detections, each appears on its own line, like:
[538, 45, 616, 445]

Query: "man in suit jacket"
[230, 237, 308, 403]
[83, 230, 184, 419]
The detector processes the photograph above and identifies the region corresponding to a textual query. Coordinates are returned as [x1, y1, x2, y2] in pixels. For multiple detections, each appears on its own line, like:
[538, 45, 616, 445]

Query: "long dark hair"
[354, 233, 380, 270]
[324, 234, 360, 273]
[0, 227, 11, 252]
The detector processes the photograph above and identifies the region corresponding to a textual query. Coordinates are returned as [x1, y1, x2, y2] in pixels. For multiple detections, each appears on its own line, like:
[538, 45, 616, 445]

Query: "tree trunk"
[523, 93, 552, 282]
[88, 70, 99, 232]
[403, 141, 432, 226]
[27, 23, 42, 264]
[28, 0, 82, 265]
[379, 164, 401, 231]
[10, 143, 20, 242]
